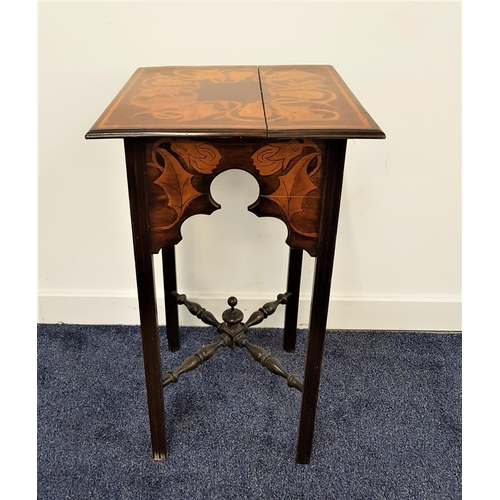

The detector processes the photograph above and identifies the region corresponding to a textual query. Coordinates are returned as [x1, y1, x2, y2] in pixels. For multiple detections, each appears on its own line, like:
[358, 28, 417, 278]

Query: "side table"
[85, 65, 385, 464]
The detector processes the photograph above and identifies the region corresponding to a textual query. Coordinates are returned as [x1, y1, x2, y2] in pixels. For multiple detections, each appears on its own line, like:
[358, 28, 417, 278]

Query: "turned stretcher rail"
[162, 334, 231, 386]
[162, 293, 303, 392]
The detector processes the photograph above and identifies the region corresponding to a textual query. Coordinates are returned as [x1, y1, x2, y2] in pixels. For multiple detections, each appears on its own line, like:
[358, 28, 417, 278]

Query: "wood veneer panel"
[259, 65, 385, 139]
[86, 66, 267, 138]
[143, 137, 326, 256]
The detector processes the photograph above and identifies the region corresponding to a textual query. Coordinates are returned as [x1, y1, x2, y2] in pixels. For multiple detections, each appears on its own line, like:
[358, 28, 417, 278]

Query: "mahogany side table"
[85, 65, 385, 464]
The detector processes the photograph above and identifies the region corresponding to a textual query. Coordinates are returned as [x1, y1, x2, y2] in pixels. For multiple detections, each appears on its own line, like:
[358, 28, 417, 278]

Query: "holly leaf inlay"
[264, 151, 322, 237]
[149, 147, 202, 229]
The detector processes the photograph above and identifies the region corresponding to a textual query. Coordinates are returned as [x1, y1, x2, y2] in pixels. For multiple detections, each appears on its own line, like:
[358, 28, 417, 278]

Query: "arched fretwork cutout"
[145, 137, 326, 256]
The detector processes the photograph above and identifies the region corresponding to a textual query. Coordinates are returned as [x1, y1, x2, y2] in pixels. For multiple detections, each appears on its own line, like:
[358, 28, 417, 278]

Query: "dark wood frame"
[296, 139, 347, 463]
[124, 138, 167, 460]
[162, 245, 180, 352]
[124, 136, 348, 463]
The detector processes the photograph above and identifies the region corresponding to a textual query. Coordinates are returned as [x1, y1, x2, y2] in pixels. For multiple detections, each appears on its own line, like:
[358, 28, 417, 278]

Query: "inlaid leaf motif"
[235, 100, 264, 119]
[252, 140, 322, 238]
[261, 68, 340, 123]
[266, 152, 322, 237]
[150, 148, 199, 229]
[170, 140, 222, 174]
[251, 141, 304, 176]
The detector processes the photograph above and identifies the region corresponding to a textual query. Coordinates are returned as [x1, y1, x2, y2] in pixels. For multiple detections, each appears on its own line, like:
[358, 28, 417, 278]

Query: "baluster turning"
[163, 293, 303, 392]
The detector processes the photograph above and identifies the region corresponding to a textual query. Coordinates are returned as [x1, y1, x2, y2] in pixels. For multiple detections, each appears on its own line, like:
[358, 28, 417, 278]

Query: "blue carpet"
[37, 324, 461, 499]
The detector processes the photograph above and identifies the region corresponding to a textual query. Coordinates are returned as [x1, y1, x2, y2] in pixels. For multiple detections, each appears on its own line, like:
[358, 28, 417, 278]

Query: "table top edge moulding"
[85, 65, 385, 140]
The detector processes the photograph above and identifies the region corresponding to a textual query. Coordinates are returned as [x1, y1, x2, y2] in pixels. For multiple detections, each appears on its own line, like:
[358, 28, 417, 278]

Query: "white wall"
[38, 1, 461, 330]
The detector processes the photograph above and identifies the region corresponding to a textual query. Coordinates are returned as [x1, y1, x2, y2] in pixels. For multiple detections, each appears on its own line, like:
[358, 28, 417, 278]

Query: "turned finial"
[222, 296, 244, 325]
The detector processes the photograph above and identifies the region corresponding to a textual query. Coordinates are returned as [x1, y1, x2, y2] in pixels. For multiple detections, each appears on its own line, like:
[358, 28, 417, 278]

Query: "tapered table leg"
[283, 248, 303, 352]
[296, 139, 347, 464]
[125, 138, 168, 460]
[162, 245, 180, 352]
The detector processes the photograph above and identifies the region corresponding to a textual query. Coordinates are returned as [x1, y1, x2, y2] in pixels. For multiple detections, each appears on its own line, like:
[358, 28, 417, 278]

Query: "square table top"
[86, 65, 385, 140]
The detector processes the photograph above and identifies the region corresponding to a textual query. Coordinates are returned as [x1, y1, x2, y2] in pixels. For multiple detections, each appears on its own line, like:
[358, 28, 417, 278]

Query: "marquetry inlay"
[145, 137, 326, 256]
[86, 65, 385, 139]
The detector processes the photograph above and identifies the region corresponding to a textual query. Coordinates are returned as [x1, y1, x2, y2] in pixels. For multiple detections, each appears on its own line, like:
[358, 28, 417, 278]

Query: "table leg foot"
[125, 138, 169, 460]
[295, 139, 347, 464]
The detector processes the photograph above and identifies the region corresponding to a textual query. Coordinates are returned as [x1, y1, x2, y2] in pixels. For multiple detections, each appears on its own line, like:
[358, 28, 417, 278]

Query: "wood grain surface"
[86, 66, 267, 138]
[86, 65, 385, 139]
[259, 65, 385, 138]
[144, 137, 326, 256]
